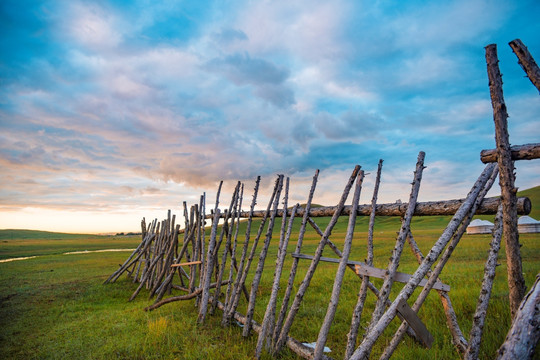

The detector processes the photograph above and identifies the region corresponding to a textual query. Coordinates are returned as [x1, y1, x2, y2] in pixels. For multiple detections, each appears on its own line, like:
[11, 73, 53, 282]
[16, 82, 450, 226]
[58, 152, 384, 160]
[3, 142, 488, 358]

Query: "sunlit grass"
[1, 186, 539, 359]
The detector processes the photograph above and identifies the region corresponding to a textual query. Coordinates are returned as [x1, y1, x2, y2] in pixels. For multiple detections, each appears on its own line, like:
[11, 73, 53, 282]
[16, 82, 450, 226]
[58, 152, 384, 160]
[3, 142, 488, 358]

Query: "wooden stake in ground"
[496, 273, 540, 359]
[313, 171, 364, 360]
[345, 159, 382, 359]
[350, 162, 497, 360]
[464, 205, 504, 360]
[223, 177, 261, 326]
[243, 175, 284, 336]
[366, 152, 425, 339]
[197, 181, 223, 324]
[486, 43, 526, 318]
[272, 170, 319, 350]
[274, 165, 360, 353]
[380, 163, 498, 360]
[225, 176, 280, 325]
[255, 200, 298, 358]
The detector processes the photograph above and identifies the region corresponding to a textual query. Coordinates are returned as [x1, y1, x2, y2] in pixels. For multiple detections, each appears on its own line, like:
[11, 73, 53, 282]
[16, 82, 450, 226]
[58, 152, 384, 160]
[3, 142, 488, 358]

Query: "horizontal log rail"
[480, 143, 540, 163]
[204, 196, 530, 219]
[171, 260, 202, 267]
[292, 253, 450, 292]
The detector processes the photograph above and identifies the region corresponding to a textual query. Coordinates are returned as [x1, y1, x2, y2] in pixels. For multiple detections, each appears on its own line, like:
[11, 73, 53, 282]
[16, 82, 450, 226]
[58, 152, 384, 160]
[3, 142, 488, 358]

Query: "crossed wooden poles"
[105, 39, 539, 359]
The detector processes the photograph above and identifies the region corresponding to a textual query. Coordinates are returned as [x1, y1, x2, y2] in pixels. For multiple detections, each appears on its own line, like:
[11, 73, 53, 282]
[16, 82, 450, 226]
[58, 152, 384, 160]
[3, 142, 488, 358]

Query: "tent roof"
[518, 216, 540, 225]
[468, 219, 494, 227]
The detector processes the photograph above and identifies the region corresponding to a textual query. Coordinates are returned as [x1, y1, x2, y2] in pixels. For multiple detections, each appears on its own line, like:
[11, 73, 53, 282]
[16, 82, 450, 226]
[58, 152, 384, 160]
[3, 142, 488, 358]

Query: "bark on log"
[223, 184, 244, 319]
[211, 183, 241, 314]
[486, 43, 527, 318]
[307, 218, 422, 344]
[481, 143, 540, 163]
[509, 39, 540, 92]
[243, 175, 284, 336]
[212, 297, 334, 360]
[345, 160, 382, 359]
[256, 202, 298, 358]
[406, 231, 468, 354]
[464, 206, 504, 360]
[223, 177, 261, 326]
[496, 273, 540, 360]
[367, 152, 425, 343]
[225, 177, 279, 324]
[272, 170, 319, 350]
[274, 165, 360, 353]
[207, 196, 530, 218]
[350, 163, 497, 360]
[144, 280, 230, 311]
[380, 163, 498, 360]
[197, 180, 222, 324]
[314, 171, 364, 360]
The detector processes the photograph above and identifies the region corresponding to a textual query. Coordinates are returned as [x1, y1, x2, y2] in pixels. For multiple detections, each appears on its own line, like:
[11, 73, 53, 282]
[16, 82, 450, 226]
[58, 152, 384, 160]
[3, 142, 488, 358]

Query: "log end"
[522, 197, 532, 215]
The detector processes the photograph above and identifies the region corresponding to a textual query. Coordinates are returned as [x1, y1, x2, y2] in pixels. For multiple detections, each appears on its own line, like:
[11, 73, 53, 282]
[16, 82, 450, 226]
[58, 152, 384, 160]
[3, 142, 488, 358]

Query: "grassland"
[1, 187, 539, 359]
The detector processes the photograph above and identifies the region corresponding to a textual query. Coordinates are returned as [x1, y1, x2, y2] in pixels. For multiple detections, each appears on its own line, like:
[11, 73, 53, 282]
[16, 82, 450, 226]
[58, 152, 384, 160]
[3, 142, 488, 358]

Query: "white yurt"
[518, 216, 540, 233]
[466, 219, 494, 234]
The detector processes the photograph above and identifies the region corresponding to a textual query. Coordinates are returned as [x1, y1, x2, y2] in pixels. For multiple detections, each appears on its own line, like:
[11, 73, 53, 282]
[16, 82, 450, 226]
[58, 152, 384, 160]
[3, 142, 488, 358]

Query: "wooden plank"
[291, 253, 450, 292]
[396, 298, 434, 348]
[171, 260, 202, 267]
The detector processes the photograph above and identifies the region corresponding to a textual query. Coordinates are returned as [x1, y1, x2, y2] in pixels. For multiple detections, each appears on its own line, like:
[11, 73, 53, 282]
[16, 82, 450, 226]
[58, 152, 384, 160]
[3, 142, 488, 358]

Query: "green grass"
[0, 230, 139, 260]
[1, 186, 539, 359]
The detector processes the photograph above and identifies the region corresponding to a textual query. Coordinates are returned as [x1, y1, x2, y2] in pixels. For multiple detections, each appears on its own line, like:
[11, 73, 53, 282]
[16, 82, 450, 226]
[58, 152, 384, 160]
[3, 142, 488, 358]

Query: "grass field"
[1, 187, 539, 359]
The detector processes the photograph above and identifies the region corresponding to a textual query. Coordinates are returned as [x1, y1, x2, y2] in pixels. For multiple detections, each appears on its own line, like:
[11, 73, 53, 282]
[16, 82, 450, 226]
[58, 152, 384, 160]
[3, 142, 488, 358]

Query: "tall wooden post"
[485, 44, 526, 318]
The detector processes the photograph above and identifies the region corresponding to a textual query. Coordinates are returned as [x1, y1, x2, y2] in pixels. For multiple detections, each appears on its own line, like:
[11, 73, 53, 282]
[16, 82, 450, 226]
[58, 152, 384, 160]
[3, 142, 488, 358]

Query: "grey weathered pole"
[313, 171, 364, 360]
[366, 152, 425, 341]
[485, 43, 526, 318]
[509, 39, 540, 92]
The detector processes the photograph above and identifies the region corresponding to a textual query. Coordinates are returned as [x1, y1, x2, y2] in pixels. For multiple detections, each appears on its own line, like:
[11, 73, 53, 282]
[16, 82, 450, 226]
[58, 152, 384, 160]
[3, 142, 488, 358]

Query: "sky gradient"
[1, 0, 539, 233]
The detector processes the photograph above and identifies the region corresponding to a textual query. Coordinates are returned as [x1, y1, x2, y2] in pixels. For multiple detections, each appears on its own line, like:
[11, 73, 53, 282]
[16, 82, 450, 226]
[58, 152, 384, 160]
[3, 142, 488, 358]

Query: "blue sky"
[1, 0, 539, 233]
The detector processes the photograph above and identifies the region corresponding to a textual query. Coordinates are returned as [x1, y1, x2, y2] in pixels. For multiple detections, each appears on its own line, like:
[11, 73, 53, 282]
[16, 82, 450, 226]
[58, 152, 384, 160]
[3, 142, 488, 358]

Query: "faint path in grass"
[0, 249, 135, 263]
[63, 249, 135, 255]
[0, 256, 38, 263]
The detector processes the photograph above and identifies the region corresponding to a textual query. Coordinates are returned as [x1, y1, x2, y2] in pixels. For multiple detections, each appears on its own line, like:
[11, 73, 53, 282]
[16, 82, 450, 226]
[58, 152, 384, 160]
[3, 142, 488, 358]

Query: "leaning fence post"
[486, 43, 526, 318]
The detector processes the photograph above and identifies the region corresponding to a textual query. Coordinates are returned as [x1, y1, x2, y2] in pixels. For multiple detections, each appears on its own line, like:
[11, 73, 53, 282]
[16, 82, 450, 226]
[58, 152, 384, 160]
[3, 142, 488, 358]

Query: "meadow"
[1, 186, 539, 359]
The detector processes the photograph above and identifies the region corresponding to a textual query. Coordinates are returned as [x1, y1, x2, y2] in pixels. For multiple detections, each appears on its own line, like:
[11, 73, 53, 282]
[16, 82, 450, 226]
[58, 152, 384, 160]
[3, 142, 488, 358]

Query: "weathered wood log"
[406, 231, 468, 354]
[350, 163, 497, 360]
[225, 176, 279, 324]
[272, 170, 319, 350]
[509, 39, 540, 92]
[380, 163, 498, 360]
[256, 202, 298, 358]
[481, 143, 540, 163]
[211, 183, 241, 314]
[223, 177, 260, 326]
[206, 196, 530, 218]
[345, 159, 383, 359]
[291, 254, 449, 292]
[464, 205, 504, 360]
[367, 152, 425, 345]
[243, 175, 283, 336]
[223, 184, 244, 316]
[486, 43, 526, 318]
[306, 218, 422, 344]
[274, 165, 360, 353]
[496, 273, 540, 359]
[197, 180, 222, 324]
[212, 296, 334, 360]
[314, 171, 364, 360]
[144, 280, 230, 311]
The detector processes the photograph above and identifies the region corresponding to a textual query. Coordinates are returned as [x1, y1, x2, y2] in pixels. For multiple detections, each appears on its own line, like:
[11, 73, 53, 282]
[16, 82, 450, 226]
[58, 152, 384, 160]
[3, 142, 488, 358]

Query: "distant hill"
[0, 229, 101, 240]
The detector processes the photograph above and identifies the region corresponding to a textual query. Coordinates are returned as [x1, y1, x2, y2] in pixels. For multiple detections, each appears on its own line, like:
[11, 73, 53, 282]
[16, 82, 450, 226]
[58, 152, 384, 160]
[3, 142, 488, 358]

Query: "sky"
[1, 0, 539, 234]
